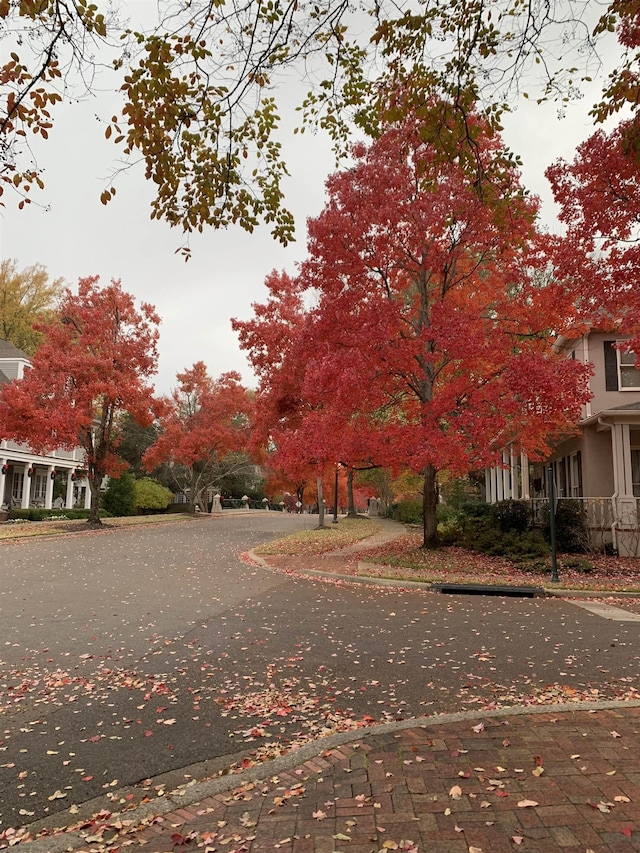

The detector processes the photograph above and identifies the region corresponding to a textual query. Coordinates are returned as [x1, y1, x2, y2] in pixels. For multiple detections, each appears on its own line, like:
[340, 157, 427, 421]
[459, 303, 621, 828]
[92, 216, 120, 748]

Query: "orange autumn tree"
[0, 277, 160, 524]
[143, 362, 253, 513]
[237, 107, 593, 547]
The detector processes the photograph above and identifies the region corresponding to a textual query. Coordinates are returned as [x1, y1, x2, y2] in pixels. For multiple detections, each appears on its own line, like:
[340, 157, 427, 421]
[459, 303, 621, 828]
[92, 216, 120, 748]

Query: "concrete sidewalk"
[10, 702, 640, 852]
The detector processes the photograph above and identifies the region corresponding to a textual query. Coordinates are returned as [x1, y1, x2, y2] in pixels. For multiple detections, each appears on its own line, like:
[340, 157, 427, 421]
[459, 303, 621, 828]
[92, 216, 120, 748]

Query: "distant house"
[485, 328, 640, 556]
[0, 339, 91, 511]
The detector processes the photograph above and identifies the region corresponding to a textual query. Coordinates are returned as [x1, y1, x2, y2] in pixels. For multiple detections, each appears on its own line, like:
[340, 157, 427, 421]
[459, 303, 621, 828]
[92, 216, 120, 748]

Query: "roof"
[0, 339, 29, 359]
[582, 401, 640, 426]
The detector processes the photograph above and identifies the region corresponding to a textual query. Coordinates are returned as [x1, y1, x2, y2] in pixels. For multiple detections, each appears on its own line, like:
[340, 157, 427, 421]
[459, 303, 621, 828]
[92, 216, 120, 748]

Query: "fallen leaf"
[532, 766, 544, 777]
[517, 799, 538, 808]
[449, 785, 462, 799]
[312, 810, 327, 821]
[615, 795, 631, 803]
[47, 790, 67, 801]
[512, 836, 524, 845]
[611, 730, 622, 738]
[472, 723, 485, 733]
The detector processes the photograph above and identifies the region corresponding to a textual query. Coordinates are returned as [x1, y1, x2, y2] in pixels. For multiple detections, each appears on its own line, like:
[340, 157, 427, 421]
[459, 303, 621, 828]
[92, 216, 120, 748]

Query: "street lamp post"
[333, 465, 339, 524]
[548, 465, 559, 584]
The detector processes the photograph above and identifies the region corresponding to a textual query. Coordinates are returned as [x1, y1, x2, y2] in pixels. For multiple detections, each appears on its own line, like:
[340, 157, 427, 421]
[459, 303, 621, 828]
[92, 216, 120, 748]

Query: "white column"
[510, 449, 518, 500]
[65, 470, 75, 508]
[520, 452, 530, 500]
[490, 467, 498, 503]
[45, 466, 55, 510]
[21, 464, 31, 509]
[83, 479, 91, 509]
[485, 468, 492, 503]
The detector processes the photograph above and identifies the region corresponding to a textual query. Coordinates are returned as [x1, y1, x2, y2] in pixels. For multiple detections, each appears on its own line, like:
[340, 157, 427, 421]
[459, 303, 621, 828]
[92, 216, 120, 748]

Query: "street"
[1, 513, 639, 830]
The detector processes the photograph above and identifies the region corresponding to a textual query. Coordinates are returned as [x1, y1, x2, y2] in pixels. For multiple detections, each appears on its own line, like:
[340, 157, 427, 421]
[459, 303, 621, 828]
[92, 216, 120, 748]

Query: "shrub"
[134, 478, 172, 512]
[491, 499, 532, 533]
[7, 508, 112, 521]
[102, 472, 136, 517]
[387, 499, 423, 525]
[543, 499, 589, 553]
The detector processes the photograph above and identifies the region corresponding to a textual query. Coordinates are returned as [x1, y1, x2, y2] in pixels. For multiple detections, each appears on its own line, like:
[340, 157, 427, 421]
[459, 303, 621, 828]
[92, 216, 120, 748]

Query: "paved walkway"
[11, 703, 640, 852]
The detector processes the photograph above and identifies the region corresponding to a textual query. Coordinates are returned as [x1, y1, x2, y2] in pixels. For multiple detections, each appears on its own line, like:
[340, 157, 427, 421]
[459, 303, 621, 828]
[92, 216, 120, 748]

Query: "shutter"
[604, 341, 619, 391]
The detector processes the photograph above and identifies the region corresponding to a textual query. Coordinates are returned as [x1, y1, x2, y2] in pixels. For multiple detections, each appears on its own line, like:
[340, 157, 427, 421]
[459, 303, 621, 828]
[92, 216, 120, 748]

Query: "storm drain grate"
[430, 582, 546, 598]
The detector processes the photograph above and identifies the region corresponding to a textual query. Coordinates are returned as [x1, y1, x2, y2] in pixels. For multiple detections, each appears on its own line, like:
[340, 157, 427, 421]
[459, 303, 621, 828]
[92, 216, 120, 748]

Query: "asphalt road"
[1, 513, 639, 830]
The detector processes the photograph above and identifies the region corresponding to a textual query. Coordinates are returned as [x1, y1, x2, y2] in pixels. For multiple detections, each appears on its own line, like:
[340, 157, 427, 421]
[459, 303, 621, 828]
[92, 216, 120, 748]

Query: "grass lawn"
[253, 517, 384, 556]
[0, 512, 195, 540]
[358, 530, 640, 592]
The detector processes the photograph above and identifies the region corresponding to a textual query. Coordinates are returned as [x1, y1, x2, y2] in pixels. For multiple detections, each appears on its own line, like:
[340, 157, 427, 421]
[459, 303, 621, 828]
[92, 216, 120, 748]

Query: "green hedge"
[7, 508, 112, 521]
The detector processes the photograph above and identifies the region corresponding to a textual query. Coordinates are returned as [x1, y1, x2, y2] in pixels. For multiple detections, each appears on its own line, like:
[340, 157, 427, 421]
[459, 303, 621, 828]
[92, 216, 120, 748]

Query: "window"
[604, 340, 640, 391]
[619, 349, 640, 390]
[34, 474, 46, 502]
[12, 472, 23, 502]
[633, 449, 640, 498]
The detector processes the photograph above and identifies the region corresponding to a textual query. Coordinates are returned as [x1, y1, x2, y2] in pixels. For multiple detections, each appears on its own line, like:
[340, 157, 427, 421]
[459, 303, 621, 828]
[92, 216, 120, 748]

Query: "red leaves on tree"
[236, 105, 592, 546]
[142, 362, 253, 512]
[0, 276, 160, 523]
[547, 121, 640, 356]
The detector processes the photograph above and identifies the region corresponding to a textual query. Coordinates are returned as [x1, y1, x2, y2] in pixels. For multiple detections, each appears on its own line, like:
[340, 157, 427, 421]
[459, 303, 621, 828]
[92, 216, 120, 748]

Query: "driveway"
[1, 513, 639, 830]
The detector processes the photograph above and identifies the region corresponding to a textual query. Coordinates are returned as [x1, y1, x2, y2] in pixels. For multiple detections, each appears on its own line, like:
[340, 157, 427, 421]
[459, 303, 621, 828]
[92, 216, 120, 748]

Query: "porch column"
[502, 451, 510, 499]
[611, 423, 637, 531]
[21, 464, 31, 509]
[520, 452, 530, 500]
[485, 468, 492, 503]
[65, 470, 75, 509]
[509, 449, 519, 500]
[83, 478, 91, 509]
[45, 466, 55, 510]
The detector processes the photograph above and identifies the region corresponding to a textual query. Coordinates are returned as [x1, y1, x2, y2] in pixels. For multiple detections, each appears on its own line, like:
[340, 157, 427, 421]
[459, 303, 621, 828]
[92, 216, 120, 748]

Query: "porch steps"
[431, 582, 546, 598]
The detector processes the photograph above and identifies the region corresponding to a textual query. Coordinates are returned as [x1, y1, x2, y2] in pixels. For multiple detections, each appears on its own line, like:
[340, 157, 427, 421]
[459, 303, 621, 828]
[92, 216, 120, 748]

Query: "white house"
[0, 339, 91, 512]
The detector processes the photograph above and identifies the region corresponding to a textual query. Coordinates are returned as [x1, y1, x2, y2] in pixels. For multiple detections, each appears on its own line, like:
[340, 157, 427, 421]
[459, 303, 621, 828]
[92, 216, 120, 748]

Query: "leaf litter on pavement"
[2, 520, 640, 849]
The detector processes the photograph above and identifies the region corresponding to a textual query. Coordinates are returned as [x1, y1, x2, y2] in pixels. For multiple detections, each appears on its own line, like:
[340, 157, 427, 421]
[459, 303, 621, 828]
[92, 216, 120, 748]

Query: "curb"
[17, 698, 640, 852]
[249, 549, 640, 599]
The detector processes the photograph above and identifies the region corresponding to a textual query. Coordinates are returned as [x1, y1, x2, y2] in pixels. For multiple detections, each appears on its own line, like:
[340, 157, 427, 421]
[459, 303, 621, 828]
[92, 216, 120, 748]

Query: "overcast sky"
[0, 27, 620, 395]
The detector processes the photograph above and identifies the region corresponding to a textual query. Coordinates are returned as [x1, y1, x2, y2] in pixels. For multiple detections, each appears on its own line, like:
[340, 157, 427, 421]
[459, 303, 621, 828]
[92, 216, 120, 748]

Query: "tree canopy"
[0, 0, 633, 249]
[0, 259, 63, 354]
[0, 276, 160, 524]
[235, 107, 593, 546]
[143, 362, 253, 513]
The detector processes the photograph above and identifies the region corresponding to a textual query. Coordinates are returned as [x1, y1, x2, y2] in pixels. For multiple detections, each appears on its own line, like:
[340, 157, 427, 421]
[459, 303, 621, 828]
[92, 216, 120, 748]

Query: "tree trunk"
[87, 474, 103, 526]
[422, 464, 438, 548]
[346, 468, 358, 517]
[317, 476, 325, 529]
[189, 468, 197, 514]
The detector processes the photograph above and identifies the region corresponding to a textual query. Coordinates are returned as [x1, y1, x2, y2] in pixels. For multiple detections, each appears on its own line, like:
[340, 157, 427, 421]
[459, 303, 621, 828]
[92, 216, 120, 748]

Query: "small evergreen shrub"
[491, 499, 532, 533]
[102, 472, 136, 517]
[7, 508, 112, 521]
[387, 499, 423, 525]
[543, 499, 589, 553]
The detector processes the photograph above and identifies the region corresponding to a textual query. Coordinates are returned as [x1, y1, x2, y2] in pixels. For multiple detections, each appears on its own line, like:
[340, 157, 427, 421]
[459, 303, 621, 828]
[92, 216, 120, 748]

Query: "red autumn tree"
[0, 277, 161, 524]
[237, 107, 593, 547]
[142, 362, 253, 513]
[546, 120, 640, 356]
[234, 269, 389, 523]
